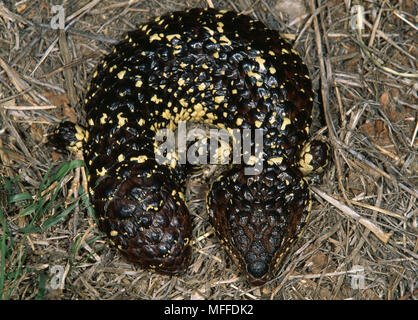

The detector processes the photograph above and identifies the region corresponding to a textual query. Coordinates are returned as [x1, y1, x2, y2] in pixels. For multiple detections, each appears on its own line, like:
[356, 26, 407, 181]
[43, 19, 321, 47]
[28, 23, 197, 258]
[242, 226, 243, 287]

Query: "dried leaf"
[379, 91, 390, 109]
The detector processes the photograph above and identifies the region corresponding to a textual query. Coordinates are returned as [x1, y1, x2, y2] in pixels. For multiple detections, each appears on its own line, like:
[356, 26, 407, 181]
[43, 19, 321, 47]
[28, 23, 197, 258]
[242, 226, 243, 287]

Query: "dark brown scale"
[51, 8, 329, 284]
[101, 166, 191, 273]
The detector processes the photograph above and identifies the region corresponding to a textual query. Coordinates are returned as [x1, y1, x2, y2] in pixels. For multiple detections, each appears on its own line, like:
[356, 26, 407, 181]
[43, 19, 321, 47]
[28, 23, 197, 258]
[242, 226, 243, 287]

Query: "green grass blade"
[42, 201, 77, 230]
[8, 192, 32, 203]
[35, 272, 47, 300]
[0, 207, 7, 300]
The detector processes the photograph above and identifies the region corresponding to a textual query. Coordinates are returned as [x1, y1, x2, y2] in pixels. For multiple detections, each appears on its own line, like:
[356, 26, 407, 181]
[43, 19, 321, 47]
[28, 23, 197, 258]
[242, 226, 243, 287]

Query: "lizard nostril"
[247, 261, 268, 279]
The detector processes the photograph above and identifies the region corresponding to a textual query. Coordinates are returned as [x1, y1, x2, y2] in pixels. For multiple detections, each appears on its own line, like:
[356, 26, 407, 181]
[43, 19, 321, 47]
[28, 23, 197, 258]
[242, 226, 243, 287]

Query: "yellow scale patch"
[255, 56, 266, 72]
[117, 70, 126, 79]
[267, 157, 283, 165]
[117, 112, 128, 127]
[151, 95, 163, 104]
[96, 167, 107, 176]
[191, 103, 205, 121]
[130, 155, 148, 163]
[203, 26, 215, 36]
[166, 34, 181, 41]
[247, 70, 261, 79]
[217, 22, 224, 33]
[110, 230, 118, 237]
[149, 33, 163, 42]
[178, 78, 185, 86]
[280, 117, 291, 131]
[214, 96, 225, 104]
[198, 83, 206, 91]
[219, 35, 232, 45]
[100, 113, 108, 124]
[162, 109, 171, 120]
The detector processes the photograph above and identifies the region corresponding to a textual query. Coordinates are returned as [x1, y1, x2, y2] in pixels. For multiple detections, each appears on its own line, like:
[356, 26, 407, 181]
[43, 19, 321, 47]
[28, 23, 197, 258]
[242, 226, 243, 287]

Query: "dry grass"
[0, 0, 416, 300]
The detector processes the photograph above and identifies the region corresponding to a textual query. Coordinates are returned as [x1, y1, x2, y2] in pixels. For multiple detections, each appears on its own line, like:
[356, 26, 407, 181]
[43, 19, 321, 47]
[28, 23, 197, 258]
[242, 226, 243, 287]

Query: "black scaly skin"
[51, 8, 329, 284]
[207, 165, 310, 285]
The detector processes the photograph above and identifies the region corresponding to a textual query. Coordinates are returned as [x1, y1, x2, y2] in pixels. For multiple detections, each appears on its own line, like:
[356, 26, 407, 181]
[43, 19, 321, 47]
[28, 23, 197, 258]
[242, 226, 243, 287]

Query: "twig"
[59, 30, 78, 107]
[392, 10, 418, 32]
[205, 0, 215, 9]
[0, 105, 57, 110]
[311, 186, 392, 244]
[310, 0, 348, 203]
[348, 199, 406, 221]
[64, 0, 102, 23]
[0, 57, 38, 105]
[355, 23, 418, 78]
[346, 148, 418, 199]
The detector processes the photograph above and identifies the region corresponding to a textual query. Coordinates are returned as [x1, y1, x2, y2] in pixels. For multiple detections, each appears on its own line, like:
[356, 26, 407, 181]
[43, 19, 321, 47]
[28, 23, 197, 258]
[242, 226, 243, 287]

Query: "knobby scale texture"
[52, 8, 329, 285]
